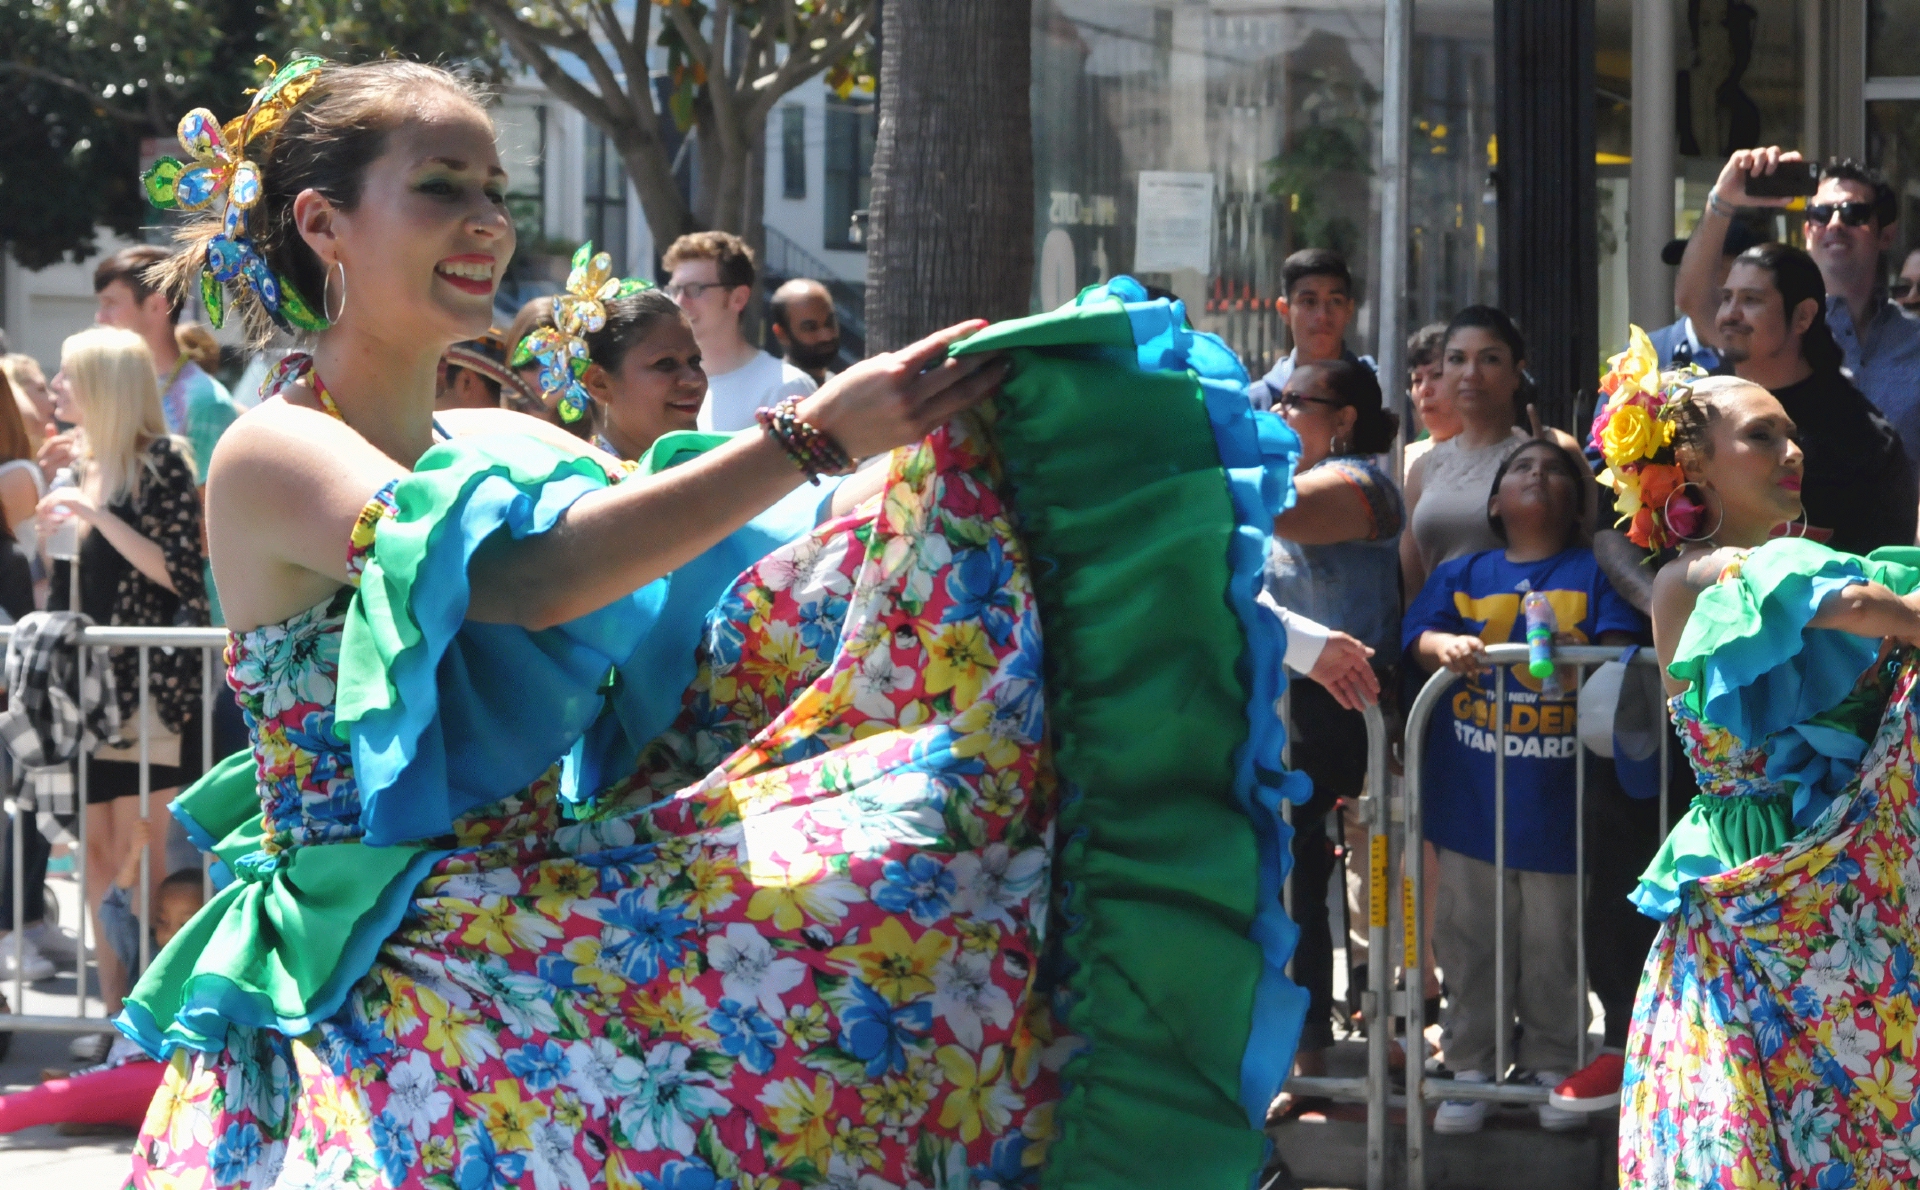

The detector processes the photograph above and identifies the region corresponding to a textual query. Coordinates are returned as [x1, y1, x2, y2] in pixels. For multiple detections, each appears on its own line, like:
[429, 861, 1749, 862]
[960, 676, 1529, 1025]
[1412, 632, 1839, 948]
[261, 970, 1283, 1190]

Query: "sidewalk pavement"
[1, 874, 135, 1190]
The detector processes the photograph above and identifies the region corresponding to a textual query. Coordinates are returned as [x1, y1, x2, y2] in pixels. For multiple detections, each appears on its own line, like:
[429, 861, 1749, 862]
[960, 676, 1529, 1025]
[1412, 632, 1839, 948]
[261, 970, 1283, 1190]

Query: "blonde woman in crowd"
[37, 326, 210, 1053]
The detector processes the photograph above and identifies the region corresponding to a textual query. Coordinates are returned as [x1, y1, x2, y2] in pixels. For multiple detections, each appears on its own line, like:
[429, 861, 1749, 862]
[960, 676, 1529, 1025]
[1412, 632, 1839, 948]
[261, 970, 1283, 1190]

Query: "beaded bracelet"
[756, 397, 855, 484]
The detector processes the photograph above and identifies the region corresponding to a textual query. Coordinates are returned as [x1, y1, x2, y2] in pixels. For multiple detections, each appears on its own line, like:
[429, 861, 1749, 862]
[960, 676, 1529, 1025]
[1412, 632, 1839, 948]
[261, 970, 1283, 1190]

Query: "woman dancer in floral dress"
[1594, 339, 1920, 1188]
[121, 56, 1309, 1190]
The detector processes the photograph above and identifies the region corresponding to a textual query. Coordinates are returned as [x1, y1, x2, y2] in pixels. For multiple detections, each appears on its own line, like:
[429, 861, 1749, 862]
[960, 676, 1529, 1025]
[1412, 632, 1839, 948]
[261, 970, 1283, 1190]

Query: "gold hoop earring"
[323, 261, 348, 325]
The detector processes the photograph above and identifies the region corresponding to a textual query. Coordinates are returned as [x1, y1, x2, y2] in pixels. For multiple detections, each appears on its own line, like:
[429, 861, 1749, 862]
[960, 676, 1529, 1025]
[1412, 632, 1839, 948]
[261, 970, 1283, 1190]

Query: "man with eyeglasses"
[1678, 148, 1920, 473]
[661, 231, 816, 432]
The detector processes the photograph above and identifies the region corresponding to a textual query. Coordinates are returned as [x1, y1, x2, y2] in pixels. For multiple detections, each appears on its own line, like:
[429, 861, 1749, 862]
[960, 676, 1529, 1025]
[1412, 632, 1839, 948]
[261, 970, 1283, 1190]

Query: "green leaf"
[200, 272, 225, 330]
[141, 158, 185, 210]
[277, 275, 328, 331]
[612, 278, 654, 297]
[696, 1122, 743, 1181]
[510, 338, 535, 366]
[571, 241, 593, 272]
[946, 796, 987, 850]
[798, 1044, 868, 1082]
[685, 1049, 738, 1080]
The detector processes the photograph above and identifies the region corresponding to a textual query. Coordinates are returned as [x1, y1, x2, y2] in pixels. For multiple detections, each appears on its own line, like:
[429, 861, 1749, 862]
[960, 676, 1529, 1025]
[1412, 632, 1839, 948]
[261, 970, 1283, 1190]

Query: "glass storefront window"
[1870, 1, 1920, 81]
[1868, 101, 1920, 274]
[1031, 0, 1496, 378]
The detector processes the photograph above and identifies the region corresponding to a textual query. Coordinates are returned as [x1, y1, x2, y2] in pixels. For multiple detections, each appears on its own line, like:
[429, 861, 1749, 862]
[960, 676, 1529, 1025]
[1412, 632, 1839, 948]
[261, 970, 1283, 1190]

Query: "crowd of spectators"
[8, 143, 1920, 1143]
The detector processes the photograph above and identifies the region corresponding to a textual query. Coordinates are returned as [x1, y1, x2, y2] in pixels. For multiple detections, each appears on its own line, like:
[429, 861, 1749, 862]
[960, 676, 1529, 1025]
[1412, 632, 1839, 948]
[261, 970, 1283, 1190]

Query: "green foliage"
[0, 0, 500, 268]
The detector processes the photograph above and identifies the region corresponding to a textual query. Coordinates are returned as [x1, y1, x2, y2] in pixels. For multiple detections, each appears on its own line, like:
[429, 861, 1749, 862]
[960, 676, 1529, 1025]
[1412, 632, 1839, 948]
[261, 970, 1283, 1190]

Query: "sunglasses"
[1275, 393, 1343, 413]
[1806, 201, 1877, 228]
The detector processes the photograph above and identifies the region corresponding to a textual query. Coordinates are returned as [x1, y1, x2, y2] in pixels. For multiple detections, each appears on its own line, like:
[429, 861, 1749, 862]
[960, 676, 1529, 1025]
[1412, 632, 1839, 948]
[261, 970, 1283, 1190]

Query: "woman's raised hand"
[795, 321, 1010, 460]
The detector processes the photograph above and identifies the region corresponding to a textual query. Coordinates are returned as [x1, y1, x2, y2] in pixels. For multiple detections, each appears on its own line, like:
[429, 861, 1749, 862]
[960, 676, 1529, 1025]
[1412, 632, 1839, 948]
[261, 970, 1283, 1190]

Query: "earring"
[323, 260, 348, 325]
[1663, 481, 1724, 543]
[1783, 508, 1809, 538]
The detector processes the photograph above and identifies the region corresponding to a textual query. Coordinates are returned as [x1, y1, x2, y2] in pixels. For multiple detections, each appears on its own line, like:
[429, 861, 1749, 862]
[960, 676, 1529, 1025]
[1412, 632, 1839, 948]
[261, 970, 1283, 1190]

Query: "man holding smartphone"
[1676, 148, 1920, 476]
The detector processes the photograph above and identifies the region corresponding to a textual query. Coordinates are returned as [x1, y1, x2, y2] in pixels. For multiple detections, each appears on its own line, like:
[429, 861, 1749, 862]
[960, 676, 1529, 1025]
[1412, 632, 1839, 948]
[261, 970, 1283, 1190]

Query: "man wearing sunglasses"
[1678, 148, 1920, 478]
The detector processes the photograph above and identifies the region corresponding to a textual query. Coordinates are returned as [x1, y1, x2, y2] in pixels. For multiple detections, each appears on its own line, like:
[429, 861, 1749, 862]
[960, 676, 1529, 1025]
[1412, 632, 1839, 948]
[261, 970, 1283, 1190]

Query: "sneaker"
[68, 1031, 112, 1064]
[25, 921, 79, 967]
[0, 932, 54, 982]
[1529, 1070, 1588, 1132]
[1549, 1051, 1624, 1112]
[1432, 1070, 1489, 1134]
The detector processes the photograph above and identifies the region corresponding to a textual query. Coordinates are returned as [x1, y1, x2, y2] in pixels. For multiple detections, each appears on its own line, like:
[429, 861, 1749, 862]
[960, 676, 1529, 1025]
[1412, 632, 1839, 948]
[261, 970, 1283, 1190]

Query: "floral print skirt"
[1621, 659, 1920, 1189]
[129, 421, 1066, 1189]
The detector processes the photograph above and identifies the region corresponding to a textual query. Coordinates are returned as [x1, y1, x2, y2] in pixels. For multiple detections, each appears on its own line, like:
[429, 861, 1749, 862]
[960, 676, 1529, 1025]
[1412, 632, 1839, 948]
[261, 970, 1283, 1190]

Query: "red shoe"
[1548, 1051, 1623, 1112]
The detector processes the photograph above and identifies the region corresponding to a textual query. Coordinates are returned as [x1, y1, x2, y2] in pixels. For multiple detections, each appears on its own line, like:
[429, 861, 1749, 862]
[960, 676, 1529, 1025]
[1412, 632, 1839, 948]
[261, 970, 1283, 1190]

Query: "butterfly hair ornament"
[141, 55, 330, 333]
[509, 241, 654, 423]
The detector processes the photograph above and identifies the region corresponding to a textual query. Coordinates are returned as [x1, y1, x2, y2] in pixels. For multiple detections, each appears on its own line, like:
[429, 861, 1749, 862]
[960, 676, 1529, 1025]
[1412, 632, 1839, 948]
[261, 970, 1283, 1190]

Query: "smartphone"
[1745, 160, 1822, 198]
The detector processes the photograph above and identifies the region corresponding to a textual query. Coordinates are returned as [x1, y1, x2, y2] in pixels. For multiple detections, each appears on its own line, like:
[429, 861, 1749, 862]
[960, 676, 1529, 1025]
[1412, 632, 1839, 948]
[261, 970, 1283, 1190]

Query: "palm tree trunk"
[865, 0, 1034, 352]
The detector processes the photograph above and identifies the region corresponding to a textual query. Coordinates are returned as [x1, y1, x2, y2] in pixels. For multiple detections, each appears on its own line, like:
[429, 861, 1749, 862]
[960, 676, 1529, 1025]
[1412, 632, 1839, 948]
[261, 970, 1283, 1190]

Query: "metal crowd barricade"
[4, 625, 229, 1035]
[1398, 643, 1667, 1190]
[1280, 699, 1392, 1190]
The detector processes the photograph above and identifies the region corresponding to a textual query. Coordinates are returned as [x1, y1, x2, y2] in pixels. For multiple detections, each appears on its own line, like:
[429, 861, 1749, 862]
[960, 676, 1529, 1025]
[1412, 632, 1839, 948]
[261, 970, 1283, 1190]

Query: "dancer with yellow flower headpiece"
[1593, 330, 1920, 1187]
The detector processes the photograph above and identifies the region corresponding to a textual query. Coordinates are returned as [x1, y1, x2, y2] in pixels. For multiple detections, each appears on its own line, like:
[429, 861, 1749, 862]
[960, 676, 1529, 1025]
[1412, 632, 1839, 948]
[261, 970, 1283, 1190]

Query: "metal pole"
[1573, 662, 1587, 1071]
[1493, 663, 1507, 1085]
[1363, 703, 1389, 1190]
[137, 646, 151, 979]
[10, 772, 22, 1013]
[1628, 0, 1677, 329]
[75, 641, 89, 1021]
[1379, 0, 1415, 482]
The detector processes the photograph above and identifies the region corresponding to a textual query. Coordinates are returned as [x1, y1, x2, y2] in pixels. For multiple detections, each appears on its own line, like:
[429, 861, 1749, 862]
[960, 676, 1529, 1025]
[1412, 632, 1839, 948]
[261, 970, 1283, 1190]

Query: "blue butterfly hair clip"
[509, 242, 654, 422]
[142, 56, 329, 333]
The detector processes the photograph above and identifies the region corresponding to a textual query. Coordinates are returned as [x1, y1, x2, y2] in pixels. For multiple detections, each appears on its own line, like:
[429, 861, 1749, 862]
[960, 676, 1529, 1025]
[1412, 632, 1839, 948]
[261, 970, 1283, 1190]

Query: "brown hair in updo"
[158, 58, 492, 345]
[1668, 374, 1756, 472]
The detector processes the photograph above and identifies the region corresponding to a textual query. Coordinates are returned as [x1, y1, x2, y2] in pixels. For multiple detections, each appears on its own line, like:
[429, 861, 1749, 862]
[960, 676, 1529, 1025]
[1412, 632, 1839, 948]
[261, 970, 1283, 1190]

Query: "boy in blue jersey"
[1404, 437, 1645, 1134]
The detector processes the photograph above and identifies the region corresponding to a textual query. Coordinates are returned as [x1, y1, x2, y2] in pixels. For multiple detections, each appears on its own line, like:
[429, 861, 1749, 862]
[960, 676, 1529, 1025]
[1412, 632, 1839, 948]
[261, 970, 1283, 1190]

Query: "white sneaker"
[1530, 1070, 1587, 1132]
[25, 921, 78, 967]
[1432, 1070, 1489, 1134]
[68, 1031, 112, 1064]
[0, 932, 54, 982]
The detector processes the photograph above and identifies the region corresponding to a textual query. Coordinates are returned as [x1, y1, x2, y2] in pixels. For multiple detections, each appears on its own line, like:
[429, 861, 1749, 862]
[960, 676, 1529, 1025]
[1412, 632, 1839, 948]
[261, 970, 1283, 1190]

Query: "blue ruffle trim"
[1626, 849, 1731, 919]
[1096, 275, 1313, 1127]
[350, 442, 832, 845]
[350, 456, 652, 844]
[168, 798, 234, 892]
[1765, 719, 1867, 829]
[1685, 559, 1871, 745]
[113, 847, 448, 1057]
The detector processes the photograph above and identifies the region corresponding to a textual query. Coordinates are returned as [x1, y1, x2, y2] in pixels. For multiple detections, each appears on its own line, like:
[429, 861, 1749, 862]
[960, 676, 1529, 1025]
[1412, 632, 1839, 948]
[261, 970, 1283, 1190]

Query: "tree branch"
[590, 0, 652, 117]
[0, 62, 157, 128]
[474, 0, 624, 133]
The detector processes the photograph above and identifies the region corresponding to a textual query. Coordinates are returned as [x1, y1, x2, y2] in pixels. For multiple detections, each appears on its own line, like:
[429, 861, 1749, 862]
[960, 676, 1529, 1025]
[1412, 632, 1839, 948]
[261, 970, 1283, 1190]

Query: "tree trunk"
[865, 0, 1034, 352]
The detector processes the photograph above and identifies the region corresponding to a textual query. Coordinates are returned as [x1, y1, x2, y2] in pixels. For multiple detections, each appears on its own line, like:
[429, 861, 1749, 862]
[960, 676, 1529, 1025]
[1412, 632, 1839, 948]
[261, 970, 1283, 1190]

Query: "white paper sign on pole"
[1133, 171, 1215, 275]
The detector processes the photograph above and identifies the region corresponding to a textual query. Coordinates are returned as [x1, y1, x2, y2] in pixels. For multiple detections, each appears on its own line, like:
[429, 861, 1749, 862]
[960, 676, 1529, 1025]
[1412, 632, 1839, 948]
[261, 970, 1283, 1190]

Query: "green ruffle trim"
[120, 754, 442, 1056]
[1629, 792, 1797, 917]
[977, 335, 1272, 1187]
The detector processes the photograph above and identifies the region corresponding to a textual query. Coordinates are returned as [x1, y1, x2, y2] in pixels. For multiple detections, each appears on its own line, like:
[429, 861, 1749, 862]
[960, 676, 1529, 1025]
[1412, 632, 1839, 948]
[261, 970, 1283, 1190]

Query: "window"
[493, 104, 547, 247]
[782, 105, 806, 199]
[585, 127, 629, 271]
[824, 99, 875, 250]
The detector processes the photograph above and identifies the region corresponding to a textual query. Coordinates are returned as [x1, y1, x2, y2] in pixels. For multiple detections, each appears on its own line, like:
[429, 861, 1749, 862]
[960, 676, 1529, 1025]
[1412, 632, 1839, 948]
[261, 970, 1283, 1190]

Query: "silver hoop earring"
[323, 261, 348, 325]
[1783, 508, 1809, 538]
[1663, 482, 1724, 543]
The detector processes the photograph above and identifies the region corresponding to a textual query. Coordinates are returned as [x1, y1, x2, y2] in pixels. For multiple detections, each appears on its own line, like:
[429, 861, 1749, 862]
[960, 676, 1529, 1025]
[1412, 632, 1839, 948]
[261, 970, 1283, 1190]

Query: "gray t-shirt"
[698, 350, 818, 432]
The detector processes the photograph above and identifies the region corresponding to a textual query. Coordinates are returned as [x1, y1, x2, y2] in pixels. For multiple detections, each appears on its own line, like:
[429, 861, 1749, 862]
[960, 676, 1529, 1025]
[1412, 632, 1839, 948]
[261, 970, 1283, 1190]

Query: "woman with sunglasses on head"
[1263, 356, 1399, 1119]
